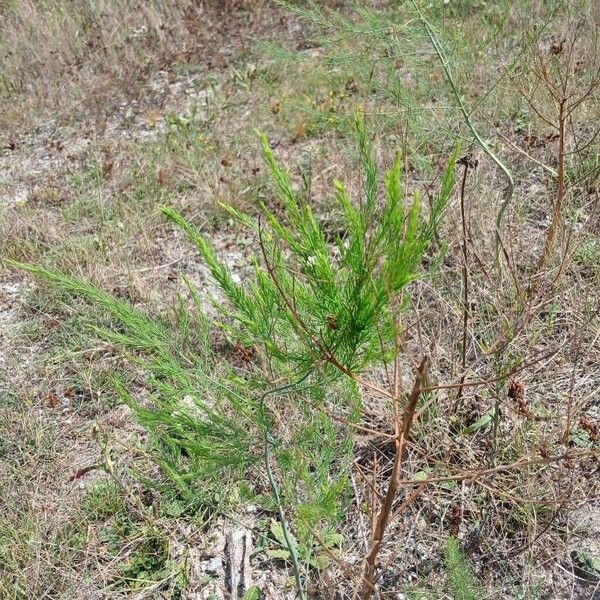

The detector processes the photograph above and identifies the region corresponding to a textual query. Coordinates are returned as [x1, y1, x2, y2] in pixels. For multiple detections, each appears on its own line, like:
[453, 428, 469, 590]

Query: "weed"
[116, 532, 171, 589]
[82, 478, 124, 521]
[8, 111, 458, 597]
[2, 1, 599, 598]
[444, 537, 481, 600]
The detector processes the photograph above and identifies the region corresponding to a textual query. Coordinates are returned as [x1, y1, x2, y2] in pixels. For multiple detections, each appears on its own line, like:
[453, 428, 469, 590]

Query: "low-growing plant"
[82, 478, 124, 521]
[7, 112, 458, 597]
[444, 536, 482, 600]
[8, 109, 595, 598]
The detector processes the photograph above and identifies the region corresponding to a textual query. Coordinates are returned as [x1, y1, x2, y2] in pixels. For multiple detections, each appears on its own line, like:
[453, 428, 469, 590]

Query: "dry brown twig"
[357, 355, 429, 600]
[455, 153, 478, 409]
[507, 24, 600, 288]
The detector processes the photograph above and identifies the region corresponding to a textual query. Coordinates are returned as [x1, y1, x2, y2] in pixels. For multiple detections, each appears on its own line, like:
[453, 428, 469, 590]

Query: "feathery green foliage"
[444, 536, 482, 600]
[6, 114, 457, 592]
[2, 260, 260, 490]
[162, 113, 457, 377]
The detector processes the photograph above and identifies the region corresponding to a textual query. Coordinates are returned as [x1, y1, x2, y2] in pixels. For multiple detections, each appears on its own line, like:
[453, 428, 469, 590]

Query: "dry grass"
[0, 0, 269, 134]
[0, 0, 599, 598]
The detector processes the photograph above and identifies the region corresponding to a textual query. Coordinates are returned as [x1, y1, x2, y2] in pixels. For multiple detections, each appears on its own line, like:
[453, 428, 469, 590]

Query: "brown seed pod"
[326, 314, 338, 330]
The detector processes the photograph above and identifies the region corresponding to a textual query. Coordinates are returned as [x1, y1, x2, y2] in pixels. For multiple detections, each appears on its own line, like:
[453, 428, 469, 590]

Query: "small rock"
[415, 542, 428, 558]
[205, 556, 223, 574]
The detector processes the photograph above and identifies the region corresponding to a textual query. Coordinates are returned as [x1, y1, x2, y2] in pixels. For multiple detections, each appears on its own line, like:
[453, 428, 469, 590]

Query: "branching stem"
[358, 356, 429, 599]
[456, 156, 474, 407]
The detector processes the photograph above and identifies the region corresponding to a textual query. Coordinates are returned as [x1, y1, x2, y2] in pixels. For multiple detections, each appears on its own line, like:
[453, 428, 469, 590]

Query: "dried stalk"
[455, 155, 476, 407]
[537, 97, 567, 274]
[358, 356, 429, 599]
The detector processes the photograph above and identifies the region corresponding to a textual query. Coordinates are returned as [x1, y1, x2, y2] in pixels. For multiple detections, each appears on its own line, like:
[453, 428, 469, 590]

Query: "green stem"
[413, 3, 515, 261]
[258, 373, 312, 600]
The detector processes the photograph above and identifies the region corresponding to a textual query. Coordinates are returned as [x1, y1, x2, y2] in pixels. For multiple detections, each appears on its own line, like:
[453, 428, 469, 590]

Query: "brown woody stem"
[359, 356, 429, 599]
